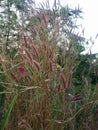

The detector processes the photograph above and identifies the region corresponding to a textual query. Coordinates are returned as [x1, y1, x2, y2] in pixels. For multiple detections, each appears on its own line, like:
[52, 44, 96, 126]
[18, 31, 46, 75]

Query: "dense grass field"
[0, 1, 98, 130]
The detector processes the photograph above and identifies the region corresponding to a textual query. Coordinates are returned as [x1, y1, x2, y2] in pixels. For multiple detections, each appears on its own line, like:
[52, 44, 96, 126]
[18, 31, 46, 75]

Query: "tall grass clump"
[0, 0, 98, 130]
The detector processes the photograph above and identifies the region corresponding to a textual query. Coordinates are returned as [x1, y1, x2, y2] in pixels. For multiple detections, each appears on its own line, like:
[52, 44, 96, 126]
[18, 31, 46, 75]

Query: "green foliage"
[1, 95, 17, 130]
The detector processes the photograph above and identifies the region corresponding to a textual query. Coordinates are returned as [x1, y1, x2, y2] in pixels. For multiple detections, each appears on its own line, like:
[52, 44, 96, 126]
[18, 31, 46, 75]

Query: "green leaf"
[1, 95, 17, 130]
[30, 89, 43, 103]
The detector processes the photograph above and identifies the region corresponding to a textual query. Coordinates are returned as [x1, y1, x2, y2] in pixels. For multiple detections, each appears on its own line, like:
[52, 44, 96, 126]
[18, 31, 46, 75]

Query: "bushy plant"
[0, 1, 98, 130]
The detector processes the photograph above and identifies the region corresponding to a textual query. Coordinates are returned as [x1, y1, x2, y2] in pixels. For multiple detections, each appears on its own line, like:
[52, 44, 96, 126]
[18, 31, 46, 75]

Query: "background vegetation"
[0, 0, 98, 130]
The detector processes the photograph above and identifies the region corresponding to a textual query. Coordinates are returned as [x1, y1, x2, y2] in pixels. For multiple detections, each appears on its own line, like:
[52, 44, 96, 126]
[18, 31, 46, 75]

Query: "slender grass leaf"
[1, 95, 17, 130]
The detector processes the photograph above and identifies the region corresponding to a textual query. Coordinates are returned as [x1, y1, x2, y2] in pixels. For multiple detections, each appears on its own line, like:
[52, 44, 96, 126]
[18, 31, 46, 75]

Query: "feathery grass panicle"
[30, 38, 40, 59]
[33, 60, 41, 72]
[23, 34, 28, 48]
[59, 72, 66, 89]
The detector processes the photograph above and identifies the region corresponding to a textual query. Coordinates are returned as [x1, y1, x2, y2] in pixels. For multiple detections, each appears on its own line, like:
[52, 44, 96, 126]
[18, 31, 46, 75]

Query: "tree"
[0, 0, 28, 55]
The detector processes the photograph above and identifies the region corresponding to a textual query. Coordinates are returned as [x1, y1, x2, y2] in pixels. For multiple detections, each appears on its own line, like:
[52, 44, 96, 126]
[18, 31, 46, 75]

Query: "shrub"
[0, 1, 98, 130]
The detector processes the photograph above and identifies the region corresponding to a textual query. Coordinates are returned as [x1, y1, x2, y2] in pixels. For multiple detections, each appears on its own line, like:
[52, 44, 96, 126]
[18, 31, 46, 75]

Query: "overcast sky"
[35, 0, 98, 54]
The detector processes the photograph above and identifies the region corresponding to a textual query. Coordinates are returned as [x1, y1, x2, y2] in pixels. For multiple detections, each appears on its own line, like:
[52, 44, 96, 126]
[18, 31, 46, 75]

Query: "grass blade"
[1, 95, 18, 130]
